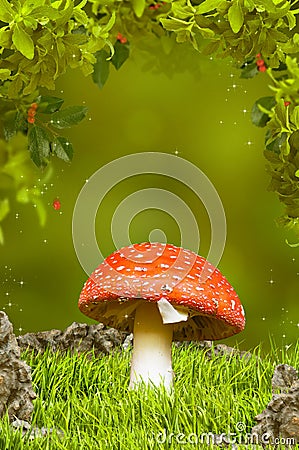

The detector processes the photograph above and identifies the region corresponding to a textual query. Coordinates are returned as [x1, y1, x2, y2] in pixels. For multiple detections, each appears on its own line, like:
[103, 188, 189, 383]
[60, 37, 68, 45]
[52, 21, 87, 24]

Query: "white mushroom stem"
[129, 301, 174, 391]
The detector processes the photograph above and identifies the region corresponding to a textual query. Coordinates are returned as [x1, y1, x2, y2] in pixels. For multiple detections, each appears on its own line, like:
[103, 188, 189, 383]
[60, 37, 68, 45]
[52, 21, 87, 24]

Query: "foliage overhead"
[1, 0, 299, 241]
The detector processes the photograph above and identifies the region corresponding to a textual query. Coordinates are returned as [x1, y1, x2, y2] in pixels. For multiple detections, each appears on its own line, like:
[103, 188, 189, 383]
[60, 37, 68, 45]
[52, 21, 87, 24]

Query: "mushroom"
[78, 242, 245, 390]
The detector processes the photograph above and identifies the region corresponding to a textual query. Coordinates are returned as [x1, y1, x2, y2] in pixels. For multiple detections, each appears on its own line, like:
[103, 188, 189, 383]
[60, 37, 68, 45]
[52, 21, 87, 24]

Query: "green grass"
[0, 341, 298, 450]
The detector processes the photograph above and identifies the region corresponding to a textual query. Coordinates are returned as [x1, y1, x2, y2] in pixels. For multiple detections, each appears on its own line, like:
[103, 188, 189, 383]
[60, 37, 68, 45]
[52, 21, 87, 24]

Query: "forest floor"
[0, 341, 298, 449]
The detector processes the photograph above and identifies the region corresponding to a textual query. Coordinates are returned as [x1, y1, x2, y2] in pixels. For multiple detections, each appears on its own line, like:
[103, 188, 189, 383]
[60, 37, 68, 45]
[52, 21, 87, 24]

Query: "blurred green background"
[0, 48, 298, 352]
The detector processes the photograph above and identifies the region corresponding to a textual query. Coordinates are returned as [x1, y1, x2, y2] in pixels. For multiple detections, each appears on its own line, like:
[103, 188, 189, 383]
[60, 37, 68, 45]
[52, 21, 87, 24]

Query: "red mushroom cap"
[78, 242, 245, 341]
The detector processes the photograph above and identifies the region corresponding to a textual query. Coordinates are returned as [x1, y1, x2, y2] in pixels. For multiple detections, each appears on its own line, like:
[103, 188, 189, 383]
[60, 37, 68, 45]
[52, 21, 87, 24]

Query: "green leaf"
[244, 0, 255, 11]
[0, 0, 14, 22]
[28, 126, 51, 167]
[73, 7, 89, 25]
[251, 96, 276, 127]
[291, 106, 299, 129]
[92, 50, 110, 89]
[287, 11, 296, 30]
[172, 1, 196, 18]
[289, 131, 299, 152]
[295, 169, 299, 178]
[0, 28, 12, 48]
[3, 110, 27, 140]
[52, 137, 73, 162]
[111, 41, 130, 70]
[202, 40, 220, 56]
[51, 106, 88, 129]
[31, 5, 60, 21]
[0, 198, 9, 222]
[22, 0, 45, 15]
[228, 1, 244, 33]
[131, 0, 145, 17]
[160, 17, 191, 33]
[275, 100, 289, 129]
[240, 61, 258, 79]
[54, 2, 73, 28]
[196, 0, 223, 14]
[266, 133, 287, 154]
[12, 24, 34, 60]
[38, 96, 64, 114]
[255, 0, 276, 13]
[0, 68, 10, 81]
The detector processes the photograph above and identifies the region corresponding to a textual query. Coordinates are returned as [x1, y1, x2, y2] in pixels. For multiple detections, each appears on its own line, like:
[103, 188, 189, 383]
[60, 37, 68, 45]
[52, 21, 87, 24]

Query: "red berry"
[256, 59, 265, 67]
[284, 101, 291, 107]
[256, 53, 261, 58]
[258, 65, 267, 72]
[53, 199, 61, 211]
[116, 32, 127, 44]
[28, 108, 36, 117]
[27, 103, 38, 124]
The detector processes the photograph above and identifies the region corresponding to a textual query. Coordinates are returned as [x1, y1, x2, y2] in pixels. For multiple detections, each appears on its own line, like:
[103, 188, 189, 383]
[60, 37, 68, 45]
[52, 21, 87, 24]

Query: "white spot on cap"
[116, 266, 125, 271]
[231, 300, 235, 310]
[187, 275, 195, 280]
